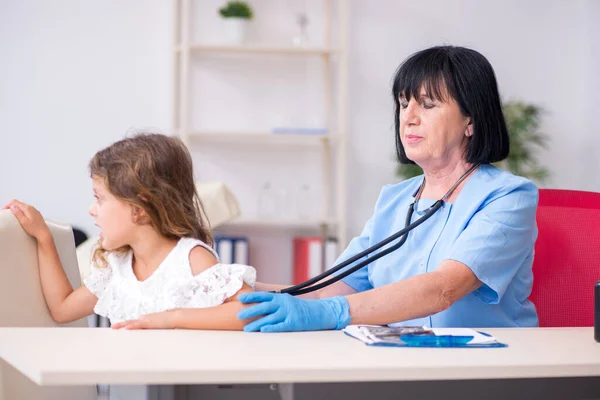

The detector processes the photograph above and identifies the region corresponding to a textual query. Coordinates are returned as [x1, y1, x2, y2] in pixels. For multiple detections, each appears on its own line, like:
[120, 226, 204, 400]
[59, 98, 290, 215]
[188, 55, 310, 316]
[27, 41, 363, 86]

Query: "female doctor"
[237, 45, 539, 332]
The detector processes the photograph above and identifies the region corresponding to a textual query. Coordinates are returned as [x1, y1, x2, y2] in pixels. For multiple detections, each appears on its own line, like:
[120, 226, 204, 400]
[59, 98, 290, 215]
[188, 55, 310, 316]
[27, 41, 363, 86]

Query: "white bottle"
[258, 181, 278, 219]
[296, 184, 313, 219]
[278, 187, 295, 220]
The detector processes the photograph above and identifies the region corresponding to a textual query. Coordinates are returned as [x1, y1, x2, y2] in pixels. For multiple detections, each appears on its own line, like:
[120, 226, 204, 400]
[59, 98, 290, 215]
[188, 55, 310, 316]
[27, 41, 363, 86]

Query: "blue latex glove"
[237, 292, 351, 333]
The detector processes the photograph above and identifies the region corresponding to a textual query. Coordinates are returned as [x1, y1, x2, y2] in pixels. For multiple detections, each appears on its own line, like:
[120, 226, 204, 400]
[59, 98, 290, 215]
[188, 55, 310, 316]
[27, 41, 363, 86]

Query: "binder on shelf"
[324, 237, 339, 270]
[233, 236, 249, 265]
[293, 236, 323, 284]
[214, 236, 249, 265]
[215, 236, 233, 264]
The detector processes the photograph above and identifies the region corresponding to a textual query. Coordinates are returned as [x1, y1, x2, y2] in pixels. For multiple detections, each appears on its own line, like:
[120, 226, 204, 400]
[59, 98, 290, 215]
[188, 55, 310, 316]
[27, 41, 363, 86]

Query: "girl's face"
[88, 177, 139, 250]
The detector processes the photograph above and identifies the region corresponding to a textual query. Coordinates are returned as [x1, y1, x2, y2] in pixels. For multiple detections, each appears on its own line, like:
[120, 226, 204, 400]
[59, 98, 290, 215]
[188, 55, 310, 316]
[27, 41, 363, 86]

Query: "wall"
[0, 0, 172, 235]
[1, 0, 598, 282]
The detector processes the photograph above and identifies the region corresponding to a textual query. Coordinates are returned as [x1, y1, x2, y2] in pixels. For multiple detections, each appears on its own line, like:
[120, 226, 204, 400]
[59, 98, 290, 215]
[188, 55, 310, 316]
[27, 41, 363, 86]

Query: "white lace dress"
[83, 237, 256, 324]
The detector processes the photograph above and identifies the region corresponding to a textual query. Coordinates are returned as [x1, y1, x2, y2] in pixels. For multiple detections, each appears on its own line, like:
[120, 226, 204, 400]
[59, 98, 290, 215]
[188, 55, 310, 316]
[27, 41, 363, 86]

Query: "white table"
[1, 327, 599, 399]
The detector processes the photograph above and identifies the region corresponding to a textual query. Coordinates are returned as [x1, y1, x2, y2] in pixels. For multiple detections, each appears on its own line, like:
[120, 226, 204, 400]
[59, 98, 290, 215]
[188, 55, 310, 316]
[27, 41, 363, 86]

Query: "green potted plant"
[396, 101, 550, 183]
[218, 1, 253, 45]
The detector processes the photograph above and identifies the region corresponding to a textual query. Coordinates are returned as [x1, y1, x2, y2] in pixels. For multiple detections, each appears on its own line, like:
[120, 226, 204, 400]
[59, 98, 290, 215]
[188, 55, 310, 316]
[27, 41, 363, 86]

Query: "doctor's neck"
[419, 158, 476, 201]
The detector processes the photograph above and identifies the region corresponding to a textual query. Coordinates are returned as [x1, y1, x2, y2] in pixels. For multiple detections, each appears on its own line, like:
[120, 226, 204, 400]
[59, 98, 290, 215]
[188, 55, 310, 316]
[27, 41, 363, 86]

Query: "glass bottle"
[258, 181, 278, 219]
[296, 184, 312, 219]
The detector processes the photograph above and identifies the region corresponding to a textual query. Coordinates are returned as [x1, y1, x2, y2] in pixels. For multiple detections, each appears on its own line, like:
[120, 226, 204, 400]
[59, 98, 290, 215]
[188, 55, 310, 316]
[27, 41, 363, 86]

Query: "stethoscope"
[275, 163, 480, 296]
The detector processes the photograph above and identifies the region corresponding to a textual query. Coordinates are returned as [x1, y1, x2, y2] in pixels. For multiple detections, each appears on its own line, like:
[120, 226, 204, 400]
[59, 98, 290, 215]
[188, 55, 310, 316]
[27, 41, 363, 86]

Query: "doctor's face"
[398, 86, 473, 169]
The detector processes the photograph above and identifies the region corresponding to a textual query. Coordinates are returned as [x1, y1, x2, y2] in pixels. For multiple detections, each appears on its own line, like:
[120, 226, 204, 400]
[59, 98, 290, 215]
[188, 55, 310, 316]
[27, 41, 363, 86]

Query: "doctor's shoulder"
[476, 165, 539, 212]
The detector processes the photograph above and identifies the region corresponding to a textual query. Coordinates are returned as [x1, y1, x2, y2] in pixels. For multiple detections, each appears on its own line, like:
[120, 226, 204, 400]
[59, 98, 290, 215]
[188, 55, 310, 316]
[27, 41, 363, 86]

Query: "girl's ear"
[131, 194, 152, 224]
[131, 205, 150, 224]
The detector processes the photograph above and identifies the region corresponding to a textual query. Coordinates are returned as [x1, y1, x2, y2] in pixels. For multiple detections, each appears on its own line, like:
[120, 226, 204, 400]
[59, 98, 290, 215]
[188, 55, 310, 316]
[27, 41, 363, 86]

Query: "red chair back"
[530, 189, 600, 327]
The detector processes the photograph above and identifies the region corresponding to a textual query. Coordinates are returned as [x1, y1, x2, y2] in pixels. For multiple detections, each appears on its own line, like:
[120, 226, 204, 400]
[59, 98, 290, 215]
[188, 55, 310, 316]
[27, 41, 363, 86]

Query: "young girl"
[4, 133, 256, 330]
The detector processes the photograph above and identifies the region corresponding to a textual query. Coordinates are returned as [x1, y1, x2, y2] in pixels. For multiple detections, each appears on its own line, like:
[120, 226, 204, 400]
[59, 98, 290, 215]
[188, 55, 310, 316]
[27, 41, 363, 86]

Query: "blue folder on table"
[343, 325, 507, 348]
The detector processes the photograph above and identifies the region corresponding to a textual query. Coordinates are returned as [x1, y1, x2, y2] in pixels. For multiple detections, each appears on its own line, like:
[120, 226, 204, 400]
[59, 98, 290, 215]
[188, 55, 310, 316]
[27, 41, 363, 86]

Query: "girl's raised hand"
[3, 200, 51, 242]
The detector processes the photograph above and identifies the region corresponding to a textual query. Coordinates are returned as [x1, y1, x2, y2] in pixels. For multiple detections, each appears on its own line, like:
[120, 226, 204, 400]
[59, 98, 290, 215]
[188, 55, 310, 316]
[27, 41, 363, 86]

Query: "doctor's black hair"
[392, 45, 509, 165]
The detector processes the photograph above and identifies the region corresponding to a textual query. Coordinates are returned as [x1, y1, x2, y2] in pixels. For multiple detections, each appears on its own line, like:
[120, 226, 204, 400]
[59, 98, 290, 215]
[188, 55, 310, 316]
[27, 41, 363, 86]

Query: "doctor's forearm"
[346, 271, 454, 325]
[346, 261, 482, 325]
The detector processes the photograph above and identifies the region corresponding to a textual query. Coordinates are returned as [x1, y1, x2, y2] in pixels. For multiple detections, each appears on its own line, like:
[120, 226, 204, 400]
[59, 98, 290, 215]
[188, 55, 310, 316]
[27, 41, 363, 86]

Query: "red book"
[293, 236, 323, 285]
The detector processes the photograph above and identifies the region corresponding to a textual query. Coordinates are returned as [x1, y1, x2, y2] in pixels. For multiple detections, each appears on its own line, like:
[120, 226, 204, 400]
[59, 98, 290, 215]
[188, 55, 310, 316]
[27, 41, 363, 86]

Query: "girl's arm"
[112, 283, 255, 330]
[253, 282, 287, 293]
[113, 279, 357, 331]
[5, 200, 97, 323]
[113, 245, 256, 330]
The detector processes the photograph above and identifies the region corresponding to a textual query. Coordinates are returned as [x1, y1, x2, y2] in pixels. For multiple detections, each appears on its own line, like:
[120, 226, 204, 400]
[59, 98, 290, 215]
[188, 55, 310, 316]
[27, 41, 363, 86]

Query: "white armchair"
[0, 209, 97, 400]
[0, 181, 239, 399]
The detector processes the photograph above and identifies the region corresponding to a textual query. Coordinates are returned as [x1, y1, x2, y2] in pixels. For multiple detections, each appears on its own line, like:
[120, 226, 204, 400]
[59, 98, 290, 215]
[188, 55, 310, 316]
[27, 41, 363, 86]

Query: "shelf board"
[188, 131, 340, 146]
[179, 44, 335, 56]
[218, 218, 336, 230]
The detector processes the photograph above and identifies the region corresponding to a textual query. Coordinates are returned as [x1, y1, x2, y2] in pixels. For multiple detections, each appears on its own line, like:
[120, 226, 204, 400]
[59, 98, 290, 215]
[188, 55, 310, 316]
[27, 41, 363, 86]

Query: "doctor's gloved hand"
[237, 292, 351, 333]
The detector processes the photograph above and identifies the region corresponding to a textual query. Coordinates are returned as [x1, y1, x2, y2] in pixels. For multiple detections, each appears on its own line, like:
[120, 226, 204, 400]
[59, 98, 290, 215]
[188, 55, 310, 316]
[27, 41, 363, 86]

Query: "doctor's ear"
[465, 120, 474, 137]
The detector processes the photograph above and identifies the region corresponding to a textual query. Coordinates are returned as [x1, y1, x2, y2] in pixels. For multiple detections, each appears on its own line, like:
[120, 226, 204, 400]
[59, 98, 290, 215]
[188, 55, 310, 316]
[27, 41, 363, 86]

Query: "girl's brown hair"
[89, 132, 212, 266]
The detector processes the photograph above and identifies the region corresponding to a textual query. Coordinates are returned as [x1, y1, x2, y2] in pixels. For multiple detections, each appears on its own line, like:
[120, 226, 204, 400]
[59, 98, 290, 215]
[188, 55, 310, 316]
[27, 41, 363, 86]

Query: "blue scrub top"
[338, 164, 539, 328]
